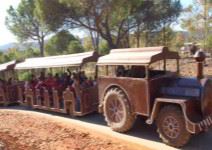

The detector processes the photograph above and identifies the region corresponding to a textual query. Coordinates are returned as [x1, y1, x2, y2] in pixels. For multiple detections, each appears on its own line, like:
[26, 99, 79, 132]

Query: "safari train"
[0, 46, 212, 148]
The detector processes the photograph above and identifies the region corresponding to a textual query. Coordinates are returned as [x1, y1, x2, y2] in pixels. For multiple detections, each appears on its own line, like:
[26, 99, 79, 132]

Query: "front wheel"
[103, 88, 135, 132]
[156, 105, 191, 148]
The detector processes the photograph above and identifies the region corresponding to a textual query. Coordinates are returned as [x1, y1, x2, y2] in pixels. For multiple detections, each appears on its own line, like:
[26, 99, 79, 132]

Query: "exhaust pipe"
[194, 50, 206, 79]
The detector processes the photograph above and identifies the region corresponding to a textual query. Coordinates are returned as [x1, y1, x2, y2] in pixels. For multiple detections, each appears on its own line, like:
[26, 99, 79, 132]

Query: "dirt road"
[0, 107, 211, 150]
[0, 108, 152, 150]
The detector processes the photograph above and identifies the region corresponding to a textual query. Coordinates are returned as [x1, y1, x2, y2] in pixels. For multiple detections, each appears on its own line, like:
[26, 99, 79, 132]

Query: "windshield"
[148, 59, 178, 78]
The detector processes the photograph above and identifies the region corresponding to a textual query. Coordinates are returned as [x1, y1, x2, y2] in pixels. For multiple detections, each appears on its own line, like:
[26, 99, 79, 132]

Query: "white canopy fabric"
[97, 46, 179, 66]
[15, 51, 98, 70]
[0, 60, 16, 72]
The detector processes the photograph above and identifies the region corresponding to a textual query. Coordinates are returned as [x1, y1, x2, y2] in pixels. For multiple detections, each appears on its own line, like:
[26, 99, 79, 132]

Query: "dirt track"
[0, 109, 152, 150]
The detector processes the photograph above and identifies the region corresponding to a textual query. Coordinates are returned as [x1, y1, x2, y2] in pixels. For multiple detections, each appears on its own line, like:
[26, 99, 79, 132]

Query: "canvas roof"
[97, 46, 179, 66]
[0, 60, 17, 72]
[15, 51, 99, 70]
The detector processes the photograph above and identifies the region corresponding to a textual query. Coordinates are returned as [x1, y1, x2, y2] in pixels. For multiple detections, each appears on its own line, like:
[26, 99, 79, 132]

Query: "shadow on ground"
[1, 105, 212, 150]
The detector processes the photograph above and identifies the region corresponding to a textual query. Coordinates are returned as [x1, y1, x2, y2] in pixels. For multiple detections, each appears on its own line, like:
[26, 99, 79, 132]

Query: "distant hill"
[0, 43, 18, 52]
[0, 42, 39, 52]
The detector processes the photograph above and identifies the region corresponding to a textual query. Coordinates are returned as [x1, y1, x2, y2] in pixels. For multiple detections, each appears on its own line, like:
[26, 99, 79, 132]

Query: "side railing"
[28, 85, 98, 116]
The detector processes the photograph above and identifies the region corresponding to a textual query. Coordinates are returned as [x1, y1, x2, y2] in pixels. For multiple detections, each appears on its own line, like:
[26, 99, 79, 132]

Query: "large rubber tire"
[103, 88, 135, 132]
[156, 105, 191, 148]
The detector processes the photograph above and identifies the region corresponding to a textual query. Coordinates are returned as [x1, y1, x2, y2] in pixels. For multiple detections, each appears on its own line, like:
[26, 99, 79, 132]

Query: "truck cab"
[97, 46, 212, 147]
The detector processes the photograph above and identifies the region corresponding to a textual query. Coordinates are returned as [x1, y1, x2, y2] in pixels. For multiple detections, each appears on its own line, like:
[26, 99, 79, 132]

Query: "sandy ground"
[179, 58, 212, 77]
[0, 109, 152, 150]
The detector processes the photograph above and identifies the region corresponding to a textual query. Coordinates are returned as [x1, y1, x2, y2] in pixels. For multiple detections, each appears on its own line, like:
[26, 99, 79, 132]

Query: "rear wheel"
[103, 88, 135, 132]
[156, 105, 191, 148]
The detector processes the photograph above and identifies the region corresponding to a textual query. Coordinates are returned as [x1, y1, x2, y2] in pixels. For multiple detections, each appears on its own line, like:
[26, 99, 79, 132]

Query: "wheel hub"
[107, 98, 124, 123]
[163, 116, 180, 139]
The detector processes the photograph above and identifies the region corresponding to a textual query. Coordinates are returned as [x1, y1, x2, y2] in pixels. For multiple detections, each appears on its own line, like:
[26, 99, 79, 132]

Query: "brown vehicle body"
[98, 75, 212, 134]
[14, 51, 99, 116]
[97, 46, 212, 147]
[0, 60, 20, 105]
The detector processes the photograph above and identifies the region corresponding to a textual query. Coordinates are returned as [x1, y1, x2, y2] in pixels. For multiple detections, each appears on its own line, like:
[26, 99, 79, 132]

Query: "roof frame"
[97, 46, 179, 66]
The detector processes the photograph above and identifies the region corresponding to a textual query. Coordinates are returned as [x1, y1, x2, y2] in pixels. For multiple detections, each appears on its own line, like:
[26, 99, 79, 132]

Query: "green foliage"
[18, 71, 31, 81]
[2, 48, 21, 62]
[0, 52, 4, 63]
[35, 0, 69, 31]
[36, 0, 182, 49]
[99, 40, 110, 55]
[0, 47, 40, 65]
[206, 35, 212, 51]
[24, 48, 40, 58]
[45, 30, 84, 55]
[6, 0, 50, 56]
[174, 32, 186, 49]
[83, 37, 93, 51]
[45, 30, 77, 55]
[67, 41, 84, 54]
[181, 1, 211, 46]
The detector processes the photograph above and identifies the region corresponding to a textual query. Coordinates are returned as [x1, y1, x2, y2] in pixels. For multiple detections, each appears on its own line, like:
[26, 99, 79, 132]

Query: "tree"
[36, 0, 182, 49]
[181, 0, 211, 50]
[206, 35, 212, 51]
[145, 27, 176, 47]
[67, 41, 84, 54]
[45, 30, 78, 55]
[174, 32, 186, 49]
[99, 39, 110, 54]
[0, 52, 4, 63]
[83, 36, 94, 51]
[133, 0, 181, 47]
[5, 0, 50, 56]
[24, 47, 40, 58]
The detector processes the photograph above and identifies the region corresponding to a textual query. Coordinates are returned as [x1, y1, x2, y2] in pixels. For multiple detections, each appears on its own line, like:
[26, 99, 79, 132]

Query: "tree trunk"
[39, 36, 45, 57]
[163, 26, 166, 46]
[135, 23, 141, 48]
[107, 40, 117, 49]
[136, 30, 140, 47]
[96, 32, 100, 51]
[89, 30, 100, 52]
[145, 31, 149, 47]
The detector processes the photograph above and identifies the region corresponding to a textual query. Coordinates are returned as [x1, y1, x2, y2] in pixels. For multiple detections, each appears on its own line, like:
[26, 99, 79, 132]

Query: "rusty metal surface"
[27, 85, 98, 116]
[0, 86, 7, 103]
[63, 86, 99, 116]
[97, 46, 179, 66]
[80, 86, 99, 115]
[15, 51, 99, 70]
[24, 89, 34, 106]
[63, 88, 74, 115]
[149, 97, 212, 134]
[201, 78, 212, 117]
[98, 76, 149, 116]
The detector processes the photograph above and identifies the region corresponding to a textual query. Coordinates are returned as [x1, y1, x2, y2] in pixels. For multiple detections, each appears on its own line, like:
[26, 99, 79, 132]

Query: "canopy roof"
[0, 60, 17, 72]
[97, 46, 179, 66]
[15, 51, 99, 70]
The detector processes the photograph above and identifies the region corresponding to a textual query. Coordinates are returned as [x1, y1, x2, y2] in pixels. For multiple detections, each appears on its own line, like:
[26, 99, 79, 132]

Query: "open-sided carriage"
[0, 60, 21, 105]
[15, 51, 99, 116]
[97, 46, 212, 147]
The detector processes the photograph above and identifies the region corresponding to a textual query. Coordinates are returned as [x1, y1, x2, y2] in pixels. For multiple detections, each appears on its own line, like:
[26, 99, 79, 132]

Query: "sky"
[0, 0, 193, 46]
